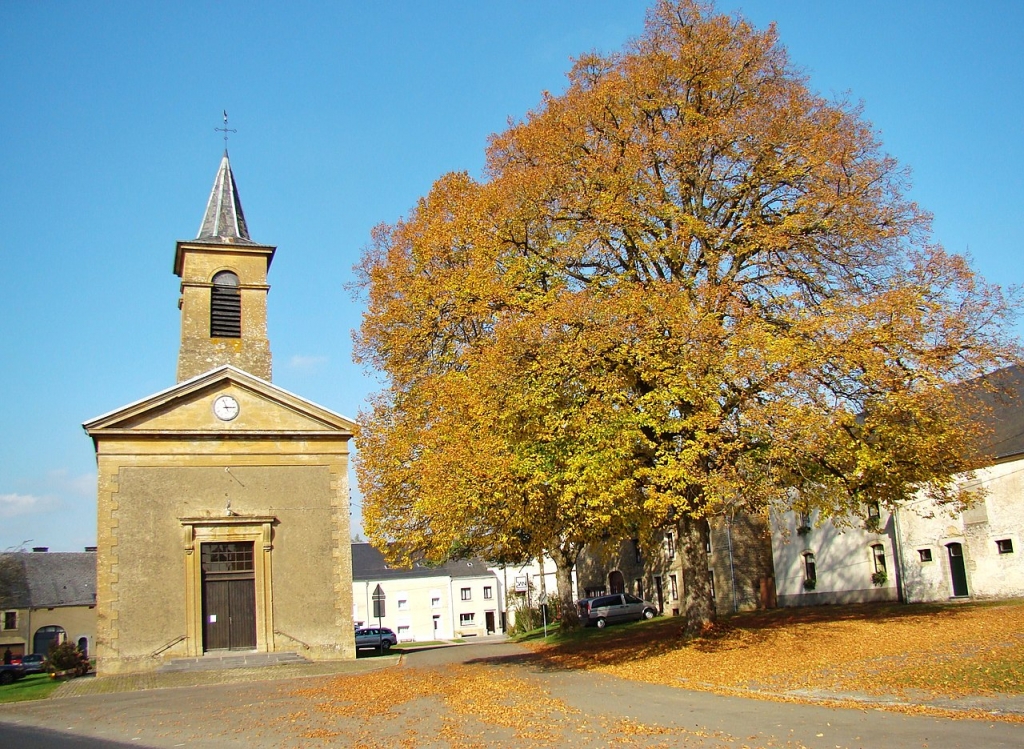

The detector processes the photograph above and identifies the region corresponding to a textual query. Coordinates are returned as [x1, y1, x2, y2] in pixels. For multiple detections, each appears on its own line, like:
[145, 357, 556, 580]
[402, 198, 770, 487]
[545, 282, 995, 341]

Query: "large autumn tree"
[354, 0, 1019, 632]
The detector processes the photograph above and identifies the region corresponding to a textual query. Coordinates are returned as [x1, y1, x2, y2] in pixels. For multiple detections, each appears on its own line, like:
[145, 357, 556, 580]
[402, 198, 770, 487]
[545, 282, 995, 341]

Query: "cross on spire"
[215, 110, 237, 147]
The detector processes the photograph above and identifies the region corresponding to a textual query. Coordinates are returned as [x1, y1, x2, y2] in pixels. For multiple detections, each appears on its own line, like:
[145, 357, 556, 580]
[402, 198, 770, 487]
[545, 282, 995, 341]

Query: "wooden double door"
[201, 542, 257, 651]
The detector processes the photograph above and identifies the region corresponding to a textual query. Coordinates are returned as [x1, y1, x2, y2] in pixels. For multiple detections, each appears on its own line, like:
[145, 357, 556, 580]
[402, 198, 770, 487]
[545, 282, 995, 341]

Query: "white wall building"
[771, 506, 899, 607]
[772, 365, 1024, 608]
[351, 543, 501, 641]
[895, 366, 1024, 602]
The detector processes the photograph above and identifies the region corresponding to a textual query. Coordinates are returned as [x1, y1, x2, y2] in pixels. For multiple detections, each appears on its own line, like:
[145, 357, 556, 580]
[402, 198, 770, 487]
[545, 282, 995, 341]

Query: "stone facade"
[83, 153, 357, 675]
[85, 368, 357, 675]
[897, 457, 1024, 602]
[174, 238, 274, 382]
[575, 515, 774, 618]
[0, 551, 97, 659]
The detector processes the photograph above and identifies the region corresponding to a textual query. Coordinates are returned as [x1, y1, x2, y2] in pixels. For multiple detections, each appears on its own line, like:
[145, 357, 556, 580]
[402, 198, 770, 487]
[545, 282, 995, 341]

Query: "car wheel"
[595, 617, 607, 629]
[380, 641, 391, 653]
[0, 671, 14, 686]
[643, 608, 655, 620]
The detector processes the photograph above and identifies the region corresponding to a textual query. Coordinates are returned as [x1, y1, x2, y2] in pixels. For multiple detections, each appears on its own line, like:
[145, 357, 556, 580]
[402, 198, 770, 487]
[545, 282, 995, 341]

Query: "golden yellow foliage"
[353, 0, 1020, 632]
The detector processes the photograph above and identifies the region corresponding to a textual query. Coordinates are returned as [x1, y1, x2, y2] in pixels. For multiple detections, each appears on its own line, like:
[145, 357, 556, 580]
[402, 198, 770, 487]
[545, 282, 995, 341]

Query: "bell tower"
[174, 151, 276, 382]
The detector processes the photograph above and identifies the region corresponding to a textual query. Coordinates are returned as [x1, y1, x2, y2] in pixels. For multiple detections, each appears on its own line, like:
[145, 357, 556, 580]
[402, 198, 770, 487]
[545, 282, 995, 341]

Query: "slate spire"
[196, 150, 254, 244]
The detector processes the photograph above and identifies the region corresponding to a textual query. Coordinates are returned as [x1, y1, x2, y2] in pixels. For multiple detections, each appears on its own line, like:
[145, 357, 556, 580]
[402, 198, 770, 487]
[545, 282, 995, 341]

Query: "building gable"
[83, 365, 357, 440]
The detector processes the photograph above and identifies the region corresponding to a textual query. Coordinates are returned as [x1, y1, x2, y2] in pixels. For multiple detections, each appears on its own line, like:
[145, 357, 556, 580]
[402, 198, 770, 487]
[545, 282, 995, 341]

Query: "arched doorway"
[33, 625, 65, 655]
[947, 543, 969, 597]
[609, 570, 625, 595]
[77, 637, 89, 658]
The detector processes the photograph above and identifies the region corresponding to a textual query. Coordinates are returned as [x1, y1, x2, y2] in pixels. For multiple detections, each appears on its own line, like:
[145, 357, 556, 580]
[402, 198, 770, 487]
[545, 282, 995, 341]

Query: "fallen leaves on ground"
[530, 600, 1024, 708]
[286, 663, 806, 747]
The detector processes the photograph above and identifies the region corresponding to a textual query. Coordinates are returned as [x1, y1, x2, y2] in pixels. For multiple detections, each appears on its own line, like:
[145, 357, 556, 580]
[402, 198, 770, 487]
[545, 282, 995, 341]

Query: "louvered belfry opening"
[210, 270, 241, 338]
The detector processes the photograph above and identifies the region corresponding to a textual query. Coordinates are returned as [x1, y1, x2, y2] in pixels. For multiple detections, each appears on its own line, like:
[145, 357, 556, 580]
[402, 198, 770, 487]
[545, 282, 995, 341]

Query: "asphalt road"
[0, 640, 1019, 748]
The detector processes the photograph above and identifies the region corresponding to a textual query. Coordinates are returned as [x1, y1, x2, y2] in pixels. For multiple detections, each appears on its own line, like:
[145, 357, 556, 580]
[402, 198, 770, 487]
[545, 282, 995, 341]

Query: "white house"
[771, 505, 899, 608]
[772, 365, 1024, 608]
[896, 365, 1024, 602]
[351, 543, 501, 641]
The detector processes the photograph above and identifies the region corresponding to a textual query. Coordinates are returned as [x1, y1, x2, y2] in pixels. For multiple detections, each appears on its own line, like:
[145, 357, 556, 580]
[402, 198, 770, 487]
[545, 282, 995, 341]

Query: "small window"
[635, 579, 643, 598]
[459, 613, 475, 626]
[210, 270, 241, 338]
[997, 539, 1014, 554]
[397, 625, 409, 636]
[431, 596, 441, 608]
[867, 502, 880, 519]
[666, 532, 675, 560]
[460, 587, 471, 601]
[397, 599, 408, 611]
[872, 544, 886, 574]
[803, 552, 816, 583]
[918, 548, 933, 562]
[2, 611, 15, 630]
[483, 586, 493, 600]
[669, 574, 678, 600]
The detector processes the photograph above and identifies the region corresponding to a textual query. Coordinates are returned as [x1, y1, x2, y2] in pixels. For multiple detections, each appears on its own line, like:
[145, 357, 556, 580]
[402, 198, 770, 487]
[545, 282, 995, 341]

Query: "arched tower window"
[210, 271, 241, 338]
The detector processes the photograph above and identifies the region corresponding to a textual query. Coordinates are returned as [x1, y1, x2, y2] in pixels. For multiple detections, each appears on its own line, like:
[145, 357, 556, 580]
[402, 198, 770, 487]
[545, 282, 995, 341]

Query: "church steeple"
[196, 151, 253, 244]
[174, 153, 276, 383]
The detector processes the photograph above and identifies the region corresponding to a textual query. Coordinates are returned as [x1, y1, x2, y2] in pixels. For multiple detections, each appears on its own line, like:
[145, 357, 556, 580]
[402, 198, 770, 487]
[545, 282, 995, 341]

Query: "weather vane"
[215, 110, 237, 147]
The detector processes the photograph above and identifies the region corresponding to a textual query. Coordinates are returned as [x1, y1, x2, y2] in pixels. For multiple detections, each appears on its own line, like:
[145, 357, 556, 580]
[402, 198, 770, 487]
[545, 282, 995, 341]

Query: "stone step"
[158, 651, 309, 673]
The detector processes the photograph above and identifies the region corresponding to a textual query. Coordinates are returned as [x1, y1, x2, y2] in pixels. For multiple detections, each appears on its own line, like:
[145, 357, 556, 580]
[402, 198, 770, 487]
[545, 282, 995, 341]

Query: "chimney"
[85, 546, 98, 552]
[31, 547, 48, 553]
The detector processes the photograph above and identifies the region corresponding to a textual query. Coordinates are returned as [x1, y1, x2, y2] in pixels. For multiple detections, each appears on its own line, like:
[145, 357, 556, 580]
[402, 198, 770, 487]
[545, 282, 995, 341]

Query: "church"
[84, 152, 358, 675]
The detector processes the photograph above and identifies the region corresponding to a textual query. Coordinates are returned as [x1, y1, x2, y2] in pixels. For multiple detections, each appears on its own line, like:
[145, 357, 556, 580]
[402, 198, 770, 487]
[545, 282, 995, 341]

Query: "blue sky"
[1, 2, 1022, 552]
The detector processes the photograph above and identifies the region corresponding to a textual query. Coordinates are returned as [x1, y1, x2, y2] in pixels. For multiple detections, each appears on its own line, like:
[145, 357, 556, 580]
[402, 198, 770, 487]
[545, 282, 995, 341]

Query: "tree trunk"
[549, 546, 581, 629]
[679, 515, 715, 637]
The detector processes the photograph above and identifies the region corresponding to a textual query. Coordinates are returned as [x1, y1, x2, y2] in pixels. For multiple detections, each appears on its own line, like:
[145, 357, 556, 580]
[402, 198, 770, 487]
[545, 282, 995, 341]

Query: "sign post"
[372, 584, 386, 650]
[538, 592, 548, 639]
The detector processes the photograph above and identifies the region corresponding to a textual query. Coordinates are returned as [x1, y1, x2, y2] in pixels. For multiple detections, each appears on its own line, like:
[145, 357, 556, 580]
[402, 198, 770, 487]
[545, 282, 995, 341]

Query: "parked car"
[354, 627, 398, 652]
[15, 654, 47, 675]
[578, 593, 658, 628]
[0, 663, 26, 686]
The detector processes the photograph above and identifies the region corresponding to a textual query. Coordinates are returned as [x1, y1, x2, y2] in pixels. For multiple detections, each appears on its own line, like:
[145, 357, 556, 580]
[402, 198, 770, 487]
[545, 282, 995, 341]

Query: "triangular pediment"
[83, 365, 357, 437]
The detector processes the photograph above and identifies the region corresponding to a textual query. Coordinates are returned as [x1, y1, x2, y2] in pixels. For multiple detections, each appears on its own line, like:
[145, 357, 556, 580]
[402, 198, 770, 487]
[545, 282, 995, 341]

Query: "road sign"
[372, 584, 386, 619]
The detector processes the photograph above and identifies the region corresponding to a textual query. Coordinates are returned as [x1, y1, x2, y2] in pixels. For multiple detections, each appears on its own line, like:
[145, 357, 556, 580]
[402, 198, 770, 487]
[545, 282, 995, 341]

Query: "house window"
[803, 552, 816, 584]
[709, 570, 715, 598]
[635, 579, 643, 598]
[397, 625, 410, 637]
[210, 271, 241, 337]
[997, 539, 1014, 554]
[918, 548, 933, 562]
[459, 613, 475, 626]
[483, 586, 493, 600]
[872, 544, 886, 574]
[633, 539, 642, 564]
[431, 596, 441, 608]
[460, 587, 471, 601]
[669, 574, 678, 601]
[397, 599, 408, 611]
[797, 511, 812, 535]
[2, 611, 15, 630]
[666, 532, 675, 560]
[867, 502, 880, 520]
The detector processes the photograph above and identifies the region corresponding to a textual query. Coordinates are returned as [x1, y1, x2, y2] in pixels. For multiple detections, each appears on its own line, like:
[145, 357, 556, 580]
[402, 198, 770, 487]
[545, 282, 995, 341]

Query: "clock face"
[213, 394, 240, 421]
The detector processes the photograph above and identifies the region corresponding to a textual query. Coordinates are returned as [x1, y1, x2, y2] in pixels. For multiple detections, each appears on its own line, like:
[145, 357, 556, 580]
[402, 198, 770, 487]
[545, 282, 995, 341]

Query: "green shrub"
[47, 642, 89, 676]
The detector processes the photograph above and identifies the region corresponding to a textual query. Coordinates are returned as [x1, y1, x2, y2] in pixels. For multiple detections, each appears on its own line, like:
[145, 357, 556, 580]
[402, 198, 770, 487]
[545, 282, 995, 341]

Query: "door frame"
[946, 541, 970, 598]
[180, 515, 276, 657]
